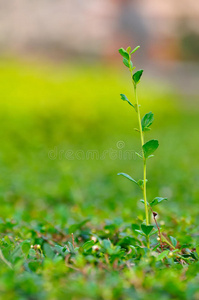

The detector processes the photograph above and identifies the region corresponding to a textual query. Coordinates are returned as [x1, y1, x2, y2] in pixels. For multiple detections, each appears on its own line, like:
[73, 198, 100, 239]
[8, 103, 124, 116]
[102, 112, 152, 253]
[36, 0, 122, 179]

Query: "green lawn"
[0, 59, 199, 299]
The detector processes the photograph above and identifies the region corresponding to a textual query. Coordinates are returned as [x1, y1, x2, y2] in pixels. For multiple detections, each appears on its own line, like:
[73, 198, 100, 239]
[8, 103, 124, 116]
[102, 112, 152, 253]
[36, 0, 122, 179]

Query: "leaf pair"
[118, 47, 143, 84]
[118, 46, 140, 60]
[140, 196, 167, 208]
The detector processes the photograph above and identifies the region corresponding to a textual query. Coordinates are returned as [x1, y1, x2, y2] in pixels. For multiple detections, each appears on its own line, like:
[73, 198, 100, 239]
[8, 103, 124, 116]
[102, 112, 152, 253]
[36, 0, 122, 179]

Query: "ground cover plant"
[0, 56, 198, 299]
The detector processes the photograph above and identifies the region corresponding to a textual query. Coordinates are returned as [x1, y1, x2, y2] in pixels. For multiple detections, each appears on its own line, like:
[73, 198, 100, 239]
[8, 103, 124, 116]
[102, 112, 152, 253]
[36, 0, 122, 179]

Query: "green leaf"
[43, 243, 55, 259]
[118, 48, 129, 60]
[102, 239, 111, 250]
[141, 112, 154, 131]
[81, 240, 95, 251]
[120, 94, 134, 108]
[117, 173, 137, 186]
[131, 45, 140, 54]
[170, 236, 177, 248]
[147, 155, 154, 159]
[142, 139, 159, 159]
[122, 58, 133, 69]
[133, 70, 143, 84]
[126, 46, 131, 53]
[156, 250, 169, 261]
[150, 197, 167, 207]
[21, 241, 31, 256]
[141, 224, 154, 236]
[67, 241, 76, 254]
[123, 58, 129, 68]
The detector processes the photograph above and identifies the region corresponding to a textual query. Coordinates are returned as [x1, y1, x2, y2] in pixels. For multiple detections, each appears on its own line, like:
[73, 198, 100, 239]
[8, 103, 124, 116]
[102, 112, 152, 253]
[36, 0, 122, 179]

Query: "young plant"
[118, 46, 167, 247]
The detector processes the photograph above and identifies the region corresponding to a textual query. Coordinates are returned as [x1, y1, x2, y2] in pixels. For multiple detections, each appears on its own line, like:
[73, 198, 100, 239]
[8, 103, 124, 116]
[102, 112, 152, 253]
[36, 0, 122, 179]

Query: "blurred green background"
[0, 58, 198, 227]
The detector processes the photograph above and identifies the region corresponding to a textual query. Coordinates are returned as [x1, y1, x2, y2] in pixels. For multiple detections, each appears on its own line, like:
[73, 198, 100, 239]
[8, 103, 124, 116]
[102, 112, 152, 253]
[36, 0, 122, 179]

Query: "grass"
[0, 58, 199, 299]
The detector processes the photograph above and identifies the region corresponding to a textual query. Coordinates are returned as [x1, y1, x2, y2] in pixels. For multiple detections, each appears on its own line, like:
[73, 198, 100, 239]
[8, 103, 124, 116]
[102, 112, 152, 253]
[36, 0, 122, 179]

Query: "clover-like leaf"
[120, 94, 134, 108]
[150, 197, 167, 207]
[141, 224, 154, 236]
[133, 70, 143, 84]
[141, 112, 154, 131]
[142, 139, 159, 159]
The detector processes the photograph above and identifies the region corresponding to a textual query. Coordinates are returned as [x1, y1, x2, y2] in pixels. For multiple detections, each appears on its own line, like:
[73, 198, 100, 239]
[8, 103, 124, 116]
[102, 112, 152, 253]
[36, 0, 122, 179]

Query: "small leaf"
[131, 45, 140, 54]
[141, 224, 154, 236]
[120, 94, 134, 108]
[156, 250, 169, 261]
[133, 70, 143, 84]
[102, 239, 111, 250]
[170, 236, 177, 248]
[140, 199, 149, 205]
[43, 243, 55, 259]
[142, 139, 159, 159]
[117, 173, 137, 186]
[126, 46, 131, 53]
[21, 241, 31, 256]
[123, 58, 133, 69]
[81, 240, 95, 251]
[150, 197, 167, 207]
[118, 48, 129, 60]
[141, 112, 154, 131]
[123, 58, 129, 68]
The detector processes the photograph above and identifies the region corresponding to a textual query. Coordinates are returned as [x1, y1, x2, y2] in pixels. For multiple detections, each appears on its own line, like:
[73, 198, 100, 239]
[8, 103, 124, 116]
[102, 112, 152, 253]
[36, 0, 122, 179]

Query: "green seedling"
[118, 46, 168, 247]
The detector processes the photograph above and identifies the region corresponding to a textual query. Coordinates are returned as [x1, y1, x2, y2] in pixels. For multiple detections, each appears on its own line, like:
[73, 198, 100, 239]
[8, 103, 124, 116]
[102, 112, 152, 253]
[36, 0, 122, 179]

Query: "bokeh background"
[0, 0, 199, 225]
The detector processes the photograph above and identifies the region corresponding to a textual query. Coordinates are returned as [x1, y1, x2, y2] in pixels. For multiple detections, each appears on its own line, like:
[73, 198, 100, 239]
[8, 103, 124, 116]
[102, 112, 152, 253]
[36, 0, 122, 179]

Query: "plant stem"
[134, 85, 149, 225]
[146, 236, 150, 249]
[149, 206, 164, 251]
